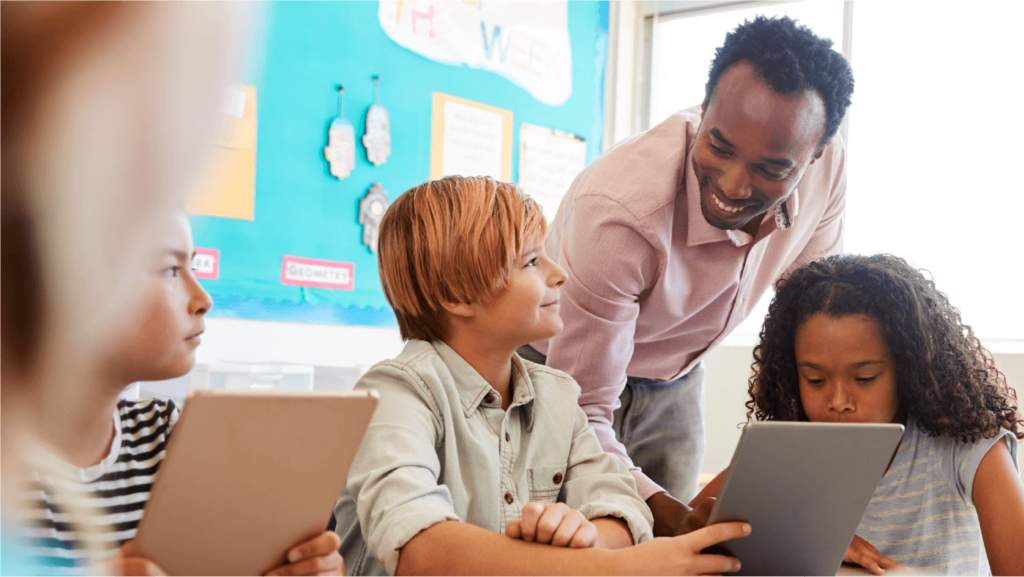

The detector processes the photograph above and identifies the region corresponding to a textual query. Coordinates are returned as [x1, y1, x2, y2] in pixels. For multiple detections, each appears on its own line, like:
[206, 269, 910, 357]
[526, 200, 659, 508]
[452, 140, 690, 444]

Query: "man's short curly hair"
[704, 15, 854, 149]
[746, 254, 1022, 442]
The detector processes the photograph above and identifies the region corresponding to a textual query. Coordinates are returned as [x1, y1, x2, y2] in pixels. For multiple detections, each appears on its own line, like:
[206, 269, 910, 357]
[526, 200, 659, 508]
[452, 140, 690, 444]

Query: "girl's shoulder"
[900, 416, 1019, 504]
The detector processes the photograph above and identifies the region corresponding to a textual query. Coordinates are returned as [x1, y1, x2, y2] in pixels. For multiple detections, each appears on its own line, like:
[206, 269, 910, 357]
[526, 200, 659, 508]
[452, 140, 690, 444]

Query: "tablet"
[707, 421, 905, 576]
[133, 389, 378, 576]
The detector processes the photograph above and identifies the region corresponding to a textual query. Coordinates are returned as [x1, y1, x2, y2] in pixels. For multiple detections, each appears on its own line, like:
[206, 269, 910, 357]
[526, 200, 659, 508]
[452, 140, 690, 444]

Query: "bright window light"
[651, 1, 844, 127]
[650, 1, 1023, 347]
[846, 1, 1024, 344]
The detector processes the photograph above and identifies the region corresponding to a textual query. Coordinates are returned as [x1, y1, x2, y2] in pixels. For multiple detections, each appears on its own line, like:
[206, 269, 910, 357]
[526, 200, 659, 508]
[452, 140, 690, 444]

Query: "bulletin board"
[189, 1, 609, 328]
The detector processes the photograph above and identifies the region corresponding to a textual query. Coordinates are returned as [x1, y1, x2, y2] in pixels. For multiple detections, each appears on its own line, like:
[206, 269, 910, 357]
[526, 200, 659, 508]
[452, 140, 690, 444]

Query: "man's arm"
[543, 195, 661, 495]
[544, 195, 708, 535]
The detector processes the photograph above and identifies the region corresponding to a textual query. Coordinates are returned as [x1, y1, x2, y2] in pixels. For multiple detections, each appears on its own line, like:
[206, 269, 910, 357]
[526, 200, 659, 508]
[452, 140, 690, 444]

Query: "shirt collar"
[510, 353, 537, 431]
[684, 144, 798, 248]
[433, 340, 536, 427]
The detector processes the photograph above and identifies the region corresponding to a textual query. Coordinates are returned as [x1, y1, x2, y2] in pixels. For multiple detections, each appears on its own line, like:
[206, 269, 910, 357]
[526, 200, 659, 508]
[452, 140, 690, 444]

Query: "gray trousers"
[517, 345, 706, 503]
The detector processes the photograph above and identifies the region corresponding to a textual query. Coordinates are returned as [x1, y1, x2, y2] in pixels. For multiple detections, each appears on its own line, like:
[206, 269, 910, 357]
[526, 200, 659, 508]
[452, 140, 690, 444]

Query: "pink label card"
[280, 256, 355, 291]
[192, 248, 220, 280]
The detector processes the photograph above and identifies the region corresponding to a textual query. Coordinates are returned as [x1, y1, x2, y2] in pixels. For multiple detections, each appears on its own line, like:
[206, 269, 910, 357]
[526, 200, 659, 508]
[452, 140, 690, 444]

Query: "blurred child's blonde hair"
[378, 176, 546, 342]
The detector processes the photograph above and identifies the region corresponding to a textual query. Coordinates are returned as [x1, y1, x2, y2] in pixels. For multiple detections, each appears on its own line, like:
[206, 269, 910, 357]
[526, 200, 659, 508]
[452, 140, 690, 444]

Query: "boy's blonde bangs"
[377, 176, 546, 342]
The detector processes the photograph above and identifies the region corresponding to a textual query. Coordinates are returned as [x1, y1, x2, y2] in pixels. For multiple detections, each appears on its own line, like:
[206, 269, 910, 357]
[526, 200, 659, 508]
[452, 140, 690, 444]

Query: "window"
[650, 1, 845, 129]
[643, 0, 1023, 347]
[845, 0, 1024, 345]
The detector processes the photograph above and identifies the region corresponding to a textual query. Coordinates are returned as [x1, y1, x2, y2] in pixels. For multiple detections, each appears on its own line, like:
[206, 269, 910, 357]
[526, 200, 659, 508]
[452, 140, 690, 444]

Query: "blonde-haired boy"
[335, 176, 750, 575]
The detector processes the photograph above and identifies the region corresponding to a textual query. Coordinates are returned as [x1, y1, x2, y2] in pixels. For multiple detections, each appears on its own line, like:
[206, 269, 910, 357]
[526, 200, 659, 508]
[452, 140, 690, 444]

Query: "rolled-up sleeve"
[545, 194, 664, 499]
[562, 406, 654, 544]
[347, 364, 460, 575]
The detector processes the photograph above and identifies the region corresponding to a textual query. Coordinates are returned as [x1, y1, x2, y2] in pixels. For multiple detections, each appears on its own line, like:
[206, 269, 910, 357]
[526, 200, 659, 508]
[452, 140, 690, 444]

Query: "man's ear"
[809, 143, 827, 164]
[440, 300, 475, 319]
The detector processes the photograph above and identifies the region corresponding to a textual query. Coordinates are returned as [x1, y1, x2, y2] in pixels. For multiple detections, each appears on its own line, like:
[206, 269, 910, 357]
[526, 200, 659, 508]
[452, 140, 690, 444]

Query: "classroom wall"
[190, 1, 609, 328]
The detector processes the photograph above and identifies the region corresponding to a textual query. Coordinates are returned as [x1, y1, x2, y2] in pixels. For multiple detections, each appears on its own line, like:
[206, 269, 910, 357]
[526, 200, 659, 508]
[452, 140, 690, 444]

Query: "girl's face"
[795, 313, 901, 424]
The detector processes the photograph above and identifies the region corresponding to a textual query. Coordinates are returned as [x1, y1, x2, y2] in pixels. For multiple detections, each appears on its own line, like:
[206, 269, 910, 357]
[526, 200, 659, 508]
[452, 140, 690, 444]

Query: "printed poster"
[430, 92, 513, 182]
[518, 123, 586, 220]
[378, 1, 572, 106]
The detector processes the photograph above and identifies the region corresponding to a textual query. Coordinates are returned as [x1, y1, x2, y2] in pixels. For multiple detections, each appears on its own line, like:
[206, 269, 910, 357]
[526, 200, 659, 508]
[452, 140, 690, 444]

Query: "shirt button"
[505, 431, 510, 442]
[484, 393, 495, 404]
[552, 472, 563, 484]
[504, 491, 513, 504]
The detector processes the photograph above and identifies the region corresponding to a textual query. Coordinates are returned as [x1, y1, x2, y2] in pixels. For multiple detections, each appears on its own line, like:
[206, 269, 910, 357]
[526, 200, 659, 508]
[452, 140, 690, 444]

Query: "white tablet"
[707, 421, 905, 576]
[133, 389, 377, 576]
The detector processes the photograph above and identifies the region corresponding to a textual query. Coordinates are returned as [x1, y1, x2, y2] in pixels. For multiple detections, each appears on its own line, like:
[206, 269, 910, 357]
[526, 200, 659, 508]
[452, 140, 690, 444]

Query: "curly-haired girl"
[692, 254, 1023, 576]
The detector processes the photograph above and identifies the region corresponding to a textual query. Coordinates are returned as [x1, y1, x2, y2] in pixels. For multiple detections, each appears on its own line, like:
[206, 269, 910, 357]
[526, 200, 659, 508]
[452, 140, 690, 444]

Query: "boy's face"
[467, 235, 567, 350]
[107, 213, 212, 384]
[795, 313, 900, 424]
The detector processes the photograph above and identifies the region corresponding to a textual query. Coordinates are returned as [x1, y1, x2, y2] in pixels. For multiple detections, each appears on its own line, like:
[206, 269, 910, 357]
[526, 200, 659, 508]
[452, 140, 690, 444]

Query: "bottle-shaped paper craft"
[362, 76, 391, 166]
[324, 85, 356, 180]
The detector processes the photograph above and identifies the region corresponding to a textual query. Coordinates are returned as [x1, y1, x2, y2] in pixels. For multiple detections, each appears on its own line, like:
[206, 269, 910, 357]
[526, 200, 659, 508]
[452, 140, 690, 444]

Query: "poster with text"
[378, 1, 572, 106]
[518, 123, 586, 221]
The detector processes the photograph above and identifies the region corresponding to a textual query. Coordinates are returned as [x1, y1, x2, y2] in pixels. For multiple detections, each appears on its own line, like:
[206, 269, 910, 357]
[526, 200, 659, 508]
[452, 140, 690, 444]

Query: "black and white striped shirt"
[20, 398, 178, 574]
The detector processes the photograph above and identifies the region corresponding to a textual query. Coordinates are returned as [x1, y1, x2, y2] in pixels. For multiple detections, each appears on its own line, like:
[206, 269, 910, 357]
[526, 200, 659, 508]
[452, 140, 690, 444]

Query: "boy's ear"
[440, 300, 475, 319]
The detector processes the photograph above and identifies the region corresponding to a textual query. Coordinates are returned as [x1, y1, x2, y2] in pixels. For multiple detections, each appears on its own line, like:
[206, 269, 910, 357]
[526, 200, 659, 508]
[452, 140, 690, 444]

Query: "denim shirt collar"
[432, 341, 537, 430]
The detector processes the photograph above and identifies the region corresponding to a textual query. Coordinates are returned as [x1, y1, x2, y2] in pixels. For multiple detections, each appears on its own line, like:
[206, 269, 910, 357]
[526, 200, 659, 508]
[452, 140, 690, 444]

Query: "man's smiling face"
[692, 61, 827, 236]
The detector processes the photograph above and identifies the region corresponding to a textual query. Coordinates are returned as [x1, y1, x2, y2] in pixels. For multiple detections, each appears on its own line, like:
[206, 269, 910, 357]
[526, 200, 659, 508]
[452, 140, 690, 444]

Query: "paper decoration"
[362, 76, 391, 166]
[186, 83, 258, 221]
[359, 183, 390, 254]
[324, 86, 356, 180]
[280, 256, 355, 291]
[517, 123, 587, 220]
[192, 248, 220, 280]
[378, 1, 572, 106]
[429, 92, 513, 182]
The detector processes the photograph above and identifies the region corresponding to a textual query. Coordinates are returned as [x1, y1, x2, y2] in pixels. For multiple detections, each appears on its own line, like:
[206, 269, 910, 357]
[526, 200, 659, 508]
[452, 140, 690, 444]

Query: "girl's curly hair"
[746, 254, 1022, 442]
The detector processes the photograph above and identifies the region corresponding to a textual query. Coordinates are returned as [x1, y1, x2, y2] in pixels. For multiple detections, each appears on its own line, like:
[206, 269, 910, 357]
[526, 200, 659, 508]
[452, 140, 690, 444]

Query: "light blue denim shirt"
[335, 339, 653, 575]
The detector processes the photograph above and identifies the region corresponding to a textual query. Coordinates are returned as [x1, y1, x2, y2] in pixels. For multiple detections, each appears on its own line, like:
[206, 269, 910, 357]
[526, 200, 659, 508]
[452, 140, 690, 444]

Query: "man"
[521, 15, 854, 536]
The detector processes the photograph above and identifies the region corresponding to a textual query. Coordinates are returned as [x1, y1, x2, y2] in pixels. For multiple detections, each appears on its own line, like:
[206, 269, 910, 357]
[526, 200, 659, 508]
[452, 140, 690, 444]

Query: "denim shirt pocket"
[528, 465, 567, 502]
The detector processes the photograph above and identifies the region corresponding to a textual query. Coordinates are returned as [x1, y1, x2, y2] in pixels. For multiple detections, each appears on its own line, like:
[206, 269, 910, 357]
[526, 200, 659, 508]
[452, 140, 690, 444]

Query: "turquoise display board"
[192, 1, 609, 327]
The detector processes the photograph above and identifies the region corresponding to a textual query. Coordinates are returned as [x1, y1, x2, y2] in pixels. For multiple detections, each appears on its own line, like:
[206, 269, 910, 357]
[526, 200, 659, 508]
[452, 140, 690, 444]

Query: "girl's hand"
[266, 531, 345, 576]
[505, 502, 598, 548]
[106, 541, 167, 576]
[844, 535, 904, 575]
[614, 521, 750, 575]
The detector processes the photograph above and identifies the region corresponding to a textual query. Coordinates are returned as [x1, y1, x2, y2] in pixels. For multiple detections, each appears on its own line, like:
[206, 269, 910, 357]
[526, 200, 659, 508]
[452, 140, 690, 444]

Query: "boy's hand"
[505, 502, 598, 548]
[106, 541, 167, 576]
[615, 521, 750, 575]
[266, 530, 345, 576]
[844, 535, 905, 575]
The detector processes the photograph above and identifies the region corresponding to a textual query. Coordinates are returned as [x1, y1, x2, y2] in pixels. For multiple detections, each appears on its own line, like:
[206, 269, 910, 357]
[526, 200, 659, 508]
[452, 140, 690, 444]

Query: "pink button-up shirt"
[532, 106, 847, 499]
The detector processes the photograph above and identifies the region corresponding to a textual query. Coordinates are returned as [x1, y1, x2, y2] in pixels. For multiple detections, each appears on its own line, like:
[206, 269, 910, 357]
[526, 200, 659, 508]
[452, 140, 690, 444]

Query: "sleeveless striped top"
[855, 416, 1018, 575]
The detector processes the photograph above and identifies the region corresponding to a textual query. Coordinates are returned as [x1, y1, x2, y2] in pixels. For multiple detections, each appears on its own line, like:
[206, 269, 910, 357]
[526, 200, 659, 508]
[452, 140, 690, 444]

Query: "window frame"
[632, 0, 854, 141]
